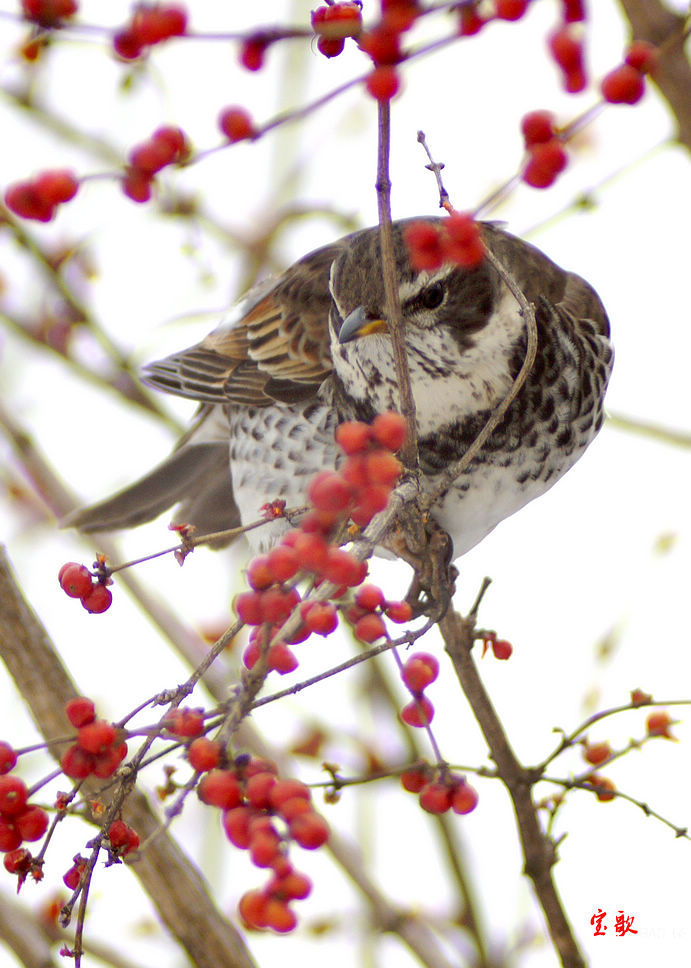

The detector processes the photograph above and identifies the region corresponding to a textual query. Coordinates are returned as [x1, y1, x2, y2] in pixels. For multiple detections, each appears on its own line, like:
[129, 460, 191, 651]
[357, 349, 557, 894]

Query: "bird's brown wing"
[144, 238, 347, 407]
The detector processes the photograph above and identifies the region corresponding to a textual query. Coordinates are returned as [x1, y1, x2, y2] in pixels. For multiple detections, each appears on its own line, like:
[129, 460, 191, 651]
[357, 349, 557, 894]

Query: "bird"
[64, 218, 613, 560]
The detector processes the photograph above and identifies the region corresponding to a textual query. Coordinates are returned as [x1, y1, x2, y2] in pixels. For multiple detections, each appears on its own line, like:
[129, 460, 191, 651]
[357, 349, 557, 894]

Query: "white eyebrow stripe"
[398, 265, 455, 301]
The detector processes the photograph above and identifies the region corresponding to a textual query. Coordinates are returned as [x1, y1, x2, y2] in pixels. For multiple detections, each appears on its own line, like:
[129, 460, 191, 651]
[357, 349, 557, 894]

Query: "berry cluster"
[343, 583, 413, 645]
[358, 0, 421, 101]
[21, 0, 77, 28]
[197, 754, 327, 933]
[113, 3, 187, 61]
[107, 818, 140, 857]
[0, 765, 50, 860]
[548, 24, 586, 93]
[235, 411, 410, 674]
[399, 652, 438, 727]
[520, 110, 568, 189]
[4, 170, 78, 223]
[601, 41, 658, 106]
[123, 126, 190, 204]
[404, 214, 486, 272]
[58, 561, 112, 613]
[311, 2, 362, 58]
[401, 763, 479, 816]
[60, 697, 128, 779]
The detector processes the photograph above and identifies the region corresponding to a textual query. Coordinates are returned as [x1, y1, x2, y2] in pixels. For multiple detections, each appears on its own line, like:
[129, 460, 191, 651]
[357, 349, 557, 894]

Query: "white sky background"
[0, 1, 690, 967]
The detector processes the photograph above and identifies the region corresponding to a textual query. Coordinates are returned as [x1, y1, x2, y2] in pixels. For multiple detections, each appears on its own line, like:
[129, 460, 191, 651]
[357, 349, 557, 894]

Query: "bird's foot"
[386, 512, 457, 620]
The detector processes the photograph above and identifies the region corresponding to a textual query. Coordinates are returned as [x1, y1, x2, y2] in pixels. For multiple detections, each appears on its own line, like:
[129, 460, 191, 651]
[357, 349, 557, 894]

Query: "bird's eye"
[420, 282, 444, 310]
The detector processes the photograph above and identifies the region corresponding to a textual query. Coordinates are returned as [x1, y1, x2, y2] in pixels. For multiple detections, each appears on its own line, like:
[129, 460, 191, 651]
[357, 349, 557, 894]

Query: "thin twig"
[376, 100, 419, 470]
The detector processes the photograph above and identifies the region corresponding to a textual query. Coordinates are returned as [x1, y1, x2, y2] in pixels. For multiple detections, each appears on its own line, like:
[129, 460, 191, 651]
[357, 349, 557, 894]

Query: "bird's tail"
[61, 441, 241, 547]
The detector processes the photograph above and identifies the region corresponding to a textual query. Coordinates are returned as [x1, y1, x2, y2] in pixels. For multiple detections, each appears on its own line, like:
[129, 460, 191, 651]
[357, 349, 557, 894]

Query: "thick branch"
[0, 547, 257, 968]
[439, 608, 586, 968]
[617, 0, 691, 151]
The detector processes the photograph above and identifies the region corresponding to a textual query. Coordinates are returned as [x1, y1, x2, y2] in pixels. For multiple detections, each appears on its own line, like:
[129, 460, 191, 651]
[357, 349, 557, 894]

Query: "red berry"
[153, 125, 189, 160]
[371, 412, 407, 452]
[272, 869, 312, 900]
[108, 819, 131, 850]
[246, 554, 275, 591]
[63, 858, 86, 890]
[384, 600, 413, 623]
[0, 742, 17, 775]
[443, 212, 485, 269]
[260, 588, 296, 624]
[166, 707, 204, 737]
[646, 711, 674, 739]
[317, 36, 345, 58]
[234, 590, 264, 625]
[113, 28, 144, 60]
[360, 26, 401, 66]
[451, 780, 479, 815]
[130, 139, 173, 174]
[560, 0, 586, 22]
[81, 584, 112, 613]
[21, 0, 77, 27]
[301, 602, 338, 636]
[350, 485, 391, 526]
[269, 778, 311, 811]
[223, 805, 254, 848]
[588, 774, 616, 802]
[240, 37, 267, 72]
[92, 741, 127, 778]
[458, 6, 485, 36]
[35, 169, 78, 205]
[335, 421, 372, 455]
[400, 695, 434, 727]
[365, 66, 400, 102]
[548, 26, 584, 72]
[495, 0, 528, 21]
[323, 548, 366, 587]
[77, 720, 116, 754]
[491, 638, 513, 660]
[59, 563, 92, 599]
[354, 584, 385, 612]
[401, 653, 439, 692]
[4, 181, 53, 222]
[17, 805, 49, 841]
[419, 781, 451, 814]
[60, 744, 93, 779]
[188, 737, 221, 772]
[625, 41, 658, 75]
[601, 64, 645, 105]
[122, 167, 153, 203]
[4, 847, 31, 874]
[312, 3, 362, 39]
[0, 776, 28, 816]
[240, 773, 273, 811]
[521, 110, 556, 147]
[198, 770, 243, 809]
[250, 830, 281, 868]
[132, 4, 187, 45]
[0, 820, 22, 852]
[65, 697, 96, 728]
[289, 811, 329, 849]
[353, 612, 387, 643]
[308, 471, 353, 513]
[583, 742, 611, 766]
[365, 450, 402, 487]
[404, 221, 444, 271]
[264, 897, 297, 933]
[266, 545, 300, 583]
[523, 139, 568, 189]
[293, 531, 329, 573]
[400, 765, 428, 792]
[238, 889, 269, 927]
[218, 106, 255, 143]
[267, 643, 299, 674]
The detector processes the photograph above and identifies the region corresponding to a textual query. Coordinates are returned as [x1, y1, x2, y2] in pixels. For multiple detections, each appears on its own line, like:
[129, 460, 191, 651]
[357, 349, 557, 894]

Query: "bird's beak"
[338, 306, 388, 344]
